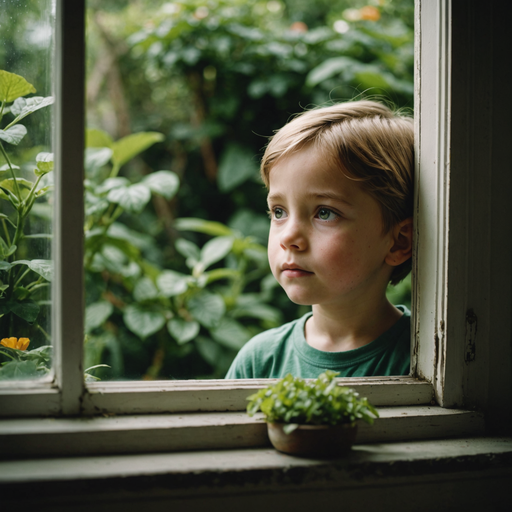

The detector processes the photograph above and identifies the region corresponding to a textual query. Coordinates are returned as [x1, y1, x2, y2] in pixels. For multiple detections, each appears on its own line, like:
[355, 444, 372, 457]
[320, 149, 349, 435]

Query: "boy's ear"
[385, 217, 413, 266]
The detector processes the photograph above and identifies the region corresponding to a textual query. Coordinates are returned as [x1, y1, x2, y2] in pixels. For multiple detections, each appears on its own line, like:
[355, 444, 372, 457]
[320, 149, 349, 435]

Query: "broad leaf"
[133, 276, 159, 302]
[95, 176, 129, 195]
[35, 152, 54, 175]
[0, 163, 20, 171]
[0, 360, 46, 380]
[199, 236, 234, 270]
[202, 268, 240, 285]
[174, 217, 234, 237]
[188, 292, 225, 328]
[167, 318, 200, 345]
[210, 317, 251, 350]
[85, 301, 114, 333]
[86, 128, 114, 148]
[123, 304, 165, 339]
[12, 259, 53, 282]
[0, 261, 12, 271]
[84, 147, 113, 176]
[0, 70, 36, 103]
[0, 124, 27, 145]
[112, 132, 164, 168]
[175, 238, 200, 264]
[217, 143, 259, 193]
[0, 177, 33, 190]
[10, 300, 40, 323]
[8, 96, 54, 126]
[157, 270, 189, 297]
[141, 170, 179, 200]
[107, 183, 151, 213]
[0, 238, 16, 259]
[306, 56, 359, 87]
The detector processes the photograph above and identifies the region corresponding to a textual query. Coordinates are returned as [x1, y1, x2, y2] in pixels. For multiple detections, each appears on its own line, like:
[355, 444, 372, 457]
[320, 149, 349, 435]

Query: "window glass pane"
[84, 0, 413, 382]
[0, 1, 55, 381]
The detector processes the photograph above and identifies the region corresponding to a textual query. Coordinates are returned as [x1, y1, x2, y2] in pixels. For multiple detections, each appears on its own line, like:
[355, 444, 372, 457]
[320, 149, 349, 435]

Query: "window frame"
[1, 0, 510, 432]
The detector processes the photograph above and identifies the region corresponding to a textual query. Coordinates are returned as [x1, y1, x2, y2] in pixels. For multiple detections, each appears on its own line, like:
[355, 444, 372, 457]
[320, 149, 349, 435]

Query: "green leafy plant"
[247, 370, 379, 434]
[83, 129, 283, 379]
[0, 70, 54, 379]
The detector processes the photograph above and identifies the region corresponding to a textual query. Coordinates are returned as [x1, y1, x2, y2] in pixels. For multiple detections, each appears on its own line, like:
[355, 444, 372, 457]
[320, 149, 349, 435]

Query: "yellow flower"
[360, 6, 381, 21]
[0, 337, 30, 350]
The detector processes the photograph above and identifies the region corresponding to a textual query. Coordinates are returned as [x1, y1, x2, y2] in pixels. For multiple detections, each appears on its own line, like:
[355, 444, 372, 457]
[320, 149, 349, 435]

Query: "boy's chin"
[285, 294, 314, 307]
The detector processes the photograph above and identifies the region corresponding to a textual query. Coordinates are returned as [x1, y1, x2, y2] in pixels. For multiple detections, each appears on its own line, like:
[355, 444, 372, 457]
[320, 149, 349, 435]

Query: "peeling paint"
[464, 309, 477, 364]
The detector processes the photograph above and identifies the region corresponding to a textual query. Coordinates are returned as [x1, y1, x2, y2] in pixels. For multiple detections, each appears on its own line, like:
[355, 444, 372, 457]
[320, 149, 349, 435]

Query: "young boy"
[226, 100, 414, 379]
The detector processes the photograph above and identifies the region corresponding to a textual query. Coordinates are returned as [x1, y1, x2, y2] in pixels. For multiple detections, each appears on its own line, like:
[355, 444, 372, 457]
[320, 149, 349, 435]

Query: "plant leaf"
[8, 96, 54, 126]
[283, 423, 299, 435]
[107, 183, 151, 213]
[0, 360, 46, 380]
[86, 128, 114, 148]
[167, 318, 200, 344]
[0, 70, 36, 103]
[95, 176, 129, 195]
[188, 292, 225, 328]
[133, 276, 159, 302]
[123, 304, 165, 339]
[306, 56, 358, 87]
[10, 299, 40, 323]
[156, 270, 189, 297]
[0, 124, 27, 145]
[210, 317, 251, 350]
[85, 301, 114, 333]
[84, 147, 113, 175]
[35, 152, 54, 175]
[12, 259, 53, 281]
[141, 170, 179, 200]
[175, 217, 234, 237]
[112, 132, 164, 168]
[199, 236, 234, 270]
[217, 143, 259, 192]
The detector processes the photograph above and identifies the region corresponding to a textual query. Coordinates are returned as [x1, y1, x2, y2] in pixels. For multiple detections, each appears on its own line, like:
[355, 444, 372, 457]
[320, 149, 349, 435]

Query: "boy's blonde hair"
[261, 100, 414, 285]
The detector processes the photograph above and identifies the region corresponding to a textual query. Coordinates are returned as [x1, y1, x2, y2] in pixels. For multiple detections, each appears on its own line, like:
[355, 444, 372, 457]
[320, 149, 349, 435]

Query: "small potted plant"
[247, 370, 379, 457]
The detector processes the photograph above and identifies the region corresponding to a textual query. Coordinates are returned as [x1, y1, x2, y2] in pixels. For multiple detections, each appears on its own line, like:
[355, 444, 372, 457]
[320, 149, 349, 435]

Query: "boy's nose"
[280, 219, 307, 251]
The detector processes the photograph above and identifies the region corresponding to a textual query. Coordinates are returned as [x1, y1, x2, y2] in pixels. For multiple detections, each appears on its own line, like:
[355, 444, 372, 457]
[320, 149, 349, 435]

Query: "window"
[1, 0, 510, 449]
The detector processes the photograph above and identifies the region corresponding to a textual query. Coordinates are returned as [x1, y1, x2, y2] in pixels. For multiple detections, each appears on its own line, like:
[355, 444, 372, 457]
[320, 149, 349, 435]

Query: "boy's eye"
[317, 208, 337, 221]
[272, 207, 285, 219]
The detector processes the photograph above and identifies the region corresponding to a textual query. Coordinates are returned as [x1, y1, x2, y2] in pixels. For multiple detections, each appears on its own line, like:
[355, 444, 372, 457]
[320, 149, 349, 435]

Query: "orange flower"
[360, 6, 381, 21]
[1, 337, 30, 350]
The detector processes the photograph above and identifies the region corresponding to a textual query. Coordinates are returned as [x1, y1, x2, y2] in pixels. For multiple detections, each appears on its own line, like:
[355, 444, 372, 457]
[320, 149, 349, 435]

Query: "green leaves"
[35, 152, 54, 175]
[247, 371, 380, 427]
[112, 132, 164, 168]
[85, 301, 114, 333]
[12, 259, 53, 282]
[107, 183, 151, 213]
[0, 124, 27, 145]
[188, 292, 225, 328]
[167, 318, 200, 345]
[0, 299, 40, 323]
[217, 143, 259, 192]
[123, 304, 166, 339]
[0, 70, 36, 103]
[7, 96, 54, 127]
[141, 170, 179, 200]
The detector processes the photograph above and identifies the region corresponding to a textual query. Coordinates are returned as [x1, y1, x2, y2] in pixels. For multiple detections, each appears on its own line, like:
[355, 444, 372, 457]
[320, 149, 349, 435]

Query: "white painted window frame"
[1, 0, 510, 441]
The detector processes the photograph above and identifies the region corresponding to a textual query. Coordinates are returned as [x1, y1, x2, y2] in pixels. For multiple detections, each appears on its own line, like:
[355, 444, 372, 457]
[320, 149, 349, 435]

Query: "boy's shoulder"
[225, 313, 311, 379]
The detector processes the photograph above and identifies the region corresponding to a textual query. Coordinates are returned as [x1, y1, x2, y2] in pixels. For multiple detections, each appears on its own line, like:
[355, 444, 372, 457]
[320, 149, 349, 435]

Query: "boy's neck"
[305, 299, 403, 352]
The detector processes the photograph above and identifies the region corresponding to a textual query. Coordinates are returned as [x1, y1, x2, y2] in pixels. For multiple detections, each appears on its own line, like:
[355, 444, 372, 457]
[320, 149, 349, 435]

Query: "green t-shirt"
[225, 306, 410, 379]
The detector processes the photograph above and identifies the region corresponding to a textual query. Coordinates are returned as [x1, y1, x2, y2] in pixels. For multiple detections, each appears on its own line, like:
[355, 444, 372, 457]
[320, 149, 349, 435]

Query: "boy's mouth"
[281, 264, 313, 277]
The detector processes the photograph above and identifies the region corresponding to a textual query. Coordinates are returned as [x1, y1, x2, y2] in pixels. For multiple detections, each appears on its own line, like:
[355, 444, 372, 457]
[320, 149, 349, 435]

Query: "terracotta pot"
[267, 422, 358, 458]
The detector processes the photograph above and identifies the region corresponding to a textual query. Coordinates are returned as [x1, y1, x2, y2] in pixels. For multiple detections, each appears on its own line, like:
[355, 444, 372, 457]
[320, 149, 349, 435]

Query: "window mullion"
[53, 0, 86, 414]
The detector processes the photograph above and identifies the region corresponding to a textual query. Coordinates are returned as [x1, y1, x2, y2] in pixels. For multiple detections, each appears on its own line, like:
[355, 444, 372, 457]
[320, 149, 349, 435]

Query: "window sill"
[0, 406, 484, 458]
[1, 437, 511, 511]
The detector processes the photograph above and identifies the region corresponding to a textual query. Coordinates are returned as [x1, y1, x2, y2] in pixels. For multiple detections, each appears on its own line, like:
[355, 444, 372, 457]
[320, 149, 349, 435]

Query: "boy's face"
[267, 145, 396, 309]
